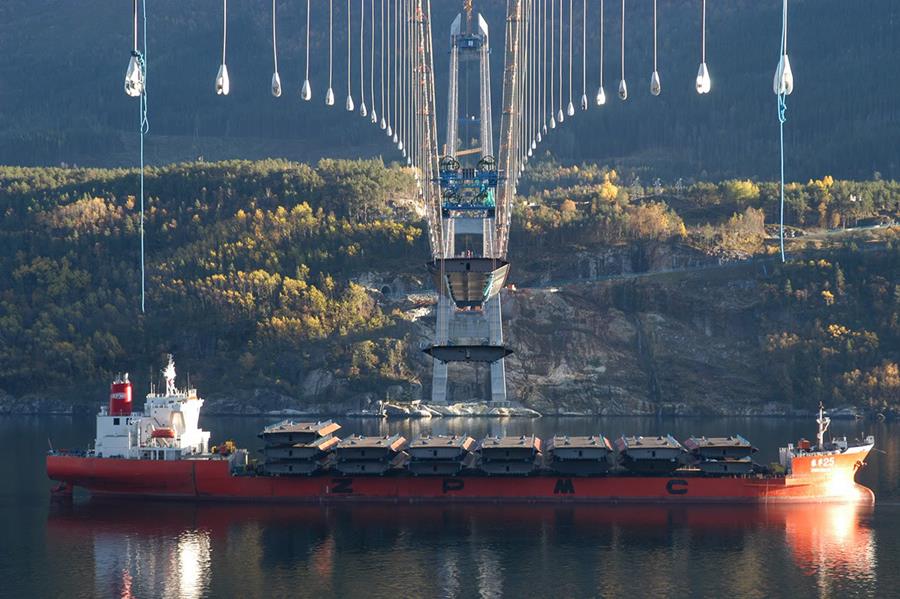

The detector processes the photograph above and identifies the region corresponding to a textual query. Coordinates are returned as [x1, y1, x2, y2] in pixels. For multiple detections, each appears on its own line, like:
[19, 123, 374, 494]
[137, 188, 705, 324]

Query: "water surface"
[2, 415, 897, 598]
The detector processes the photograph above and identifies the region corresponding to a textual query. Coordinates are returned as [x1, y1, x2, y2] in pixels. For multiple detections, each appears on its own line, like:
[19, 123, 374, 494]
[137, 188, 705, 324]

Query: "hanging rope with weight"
[359, 0, 368, 117]
[271, 0, 282, 97]
[774, 0, 794, 262]
[326, 0, 335, 105]
[650, 0, 660, 96]
[550, 0, 556, 129]
[216, 0, 230, 95]
[580, 0, 587, 110]
[696, 0, 711, 94]
[557, 0, 564, 123]
[384, 0, 392, 135]
[346, 0, 355, 111]
[370, 0, 377, 124]
[596, 0, 606, 105]
[125, 0, 149, 312]
[301, 0, 312, 100]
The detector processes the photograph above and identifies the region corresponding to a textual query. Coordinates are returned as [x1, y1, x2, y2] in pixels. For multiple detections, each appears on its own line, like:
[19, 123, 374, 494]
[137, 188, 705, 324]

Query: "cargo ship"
[47, 358, 876, 504]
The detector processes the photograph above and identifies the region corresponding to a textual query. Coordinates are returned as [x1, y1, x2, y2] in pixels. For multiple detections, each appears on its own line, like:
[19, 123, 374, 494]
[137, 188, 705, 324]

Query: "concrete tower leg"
[486, 294, 508, 405]
[431, 294, 452, 405]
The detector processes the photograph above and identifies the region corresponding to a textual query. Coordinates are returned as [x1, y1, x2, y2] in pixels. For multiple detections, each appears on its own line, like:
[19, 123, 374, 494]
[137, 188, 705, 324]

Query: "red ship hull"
[47, 446, 874, 504]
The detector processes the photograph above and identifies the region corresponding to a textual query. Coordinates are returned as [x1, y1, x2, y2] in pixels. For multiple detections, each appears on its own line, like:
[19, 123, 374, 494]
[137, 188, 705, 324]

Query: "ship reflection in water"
[46, 500, 877, 597]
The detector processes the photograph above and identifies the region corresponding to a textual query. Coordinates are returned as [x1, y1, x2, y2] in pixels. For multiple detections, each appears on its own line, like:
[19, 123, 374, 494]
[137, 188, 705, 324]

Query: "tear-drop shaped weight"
[567, 101, 575, 117]
[271, 72, 282, 97]
[125, 55, 144, 97]
[550, 116, 557, 130]
[301, 79, 312, 101]
[581, 94, 588, 111]
[773, 54, 793, 95]
[386, 125, 393, 137]
[537, 131, 542, 143]
[650, 71, 661, 96]
[618, 79, 628, 101]
[325, 87, 335, 106]
[596, 86, 607, 106]
[346, 95, 355, 112]
[557, 109, 565, 123]
[216, 64, 230, 96]
[360, 102, 368, 117]
[696, 62, 711, 94]
[380, 117, 387, 130]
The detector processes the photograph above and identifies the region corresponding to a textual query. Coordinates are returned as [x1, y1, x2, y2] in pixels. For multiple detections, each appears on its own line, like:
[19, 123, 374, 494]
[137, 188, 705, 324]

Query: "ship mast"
[816, 402, 831, 449]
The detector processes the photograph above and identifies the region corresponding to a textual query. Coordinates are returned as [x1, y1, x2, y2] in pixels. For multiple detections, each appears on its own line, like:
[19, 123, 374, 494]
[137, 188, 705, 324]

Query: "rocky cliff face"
[397, 258, 784, 416]
[354, 240, 783, 416]
[0, 246, 827, 417]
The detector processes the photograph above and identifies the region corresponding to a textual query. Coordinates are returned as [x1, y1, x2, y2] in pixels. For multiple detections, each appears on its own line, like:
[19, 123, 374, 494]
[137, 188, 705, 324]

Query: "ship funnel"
[109, 374, 133, 416]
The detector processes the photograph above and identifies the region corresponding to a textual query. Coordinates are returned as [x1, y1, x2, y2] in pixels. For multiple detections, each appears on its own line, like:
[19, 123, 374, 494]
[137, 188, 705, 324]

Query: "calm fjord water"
[2, 415, 899, 598]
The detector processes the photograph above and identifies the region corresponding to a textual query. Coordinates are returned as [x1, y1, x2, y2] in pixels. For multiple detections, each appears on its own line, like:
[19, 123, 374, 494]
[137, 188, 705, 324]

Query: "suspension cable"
[222, 0, 227, 66]
[532, 0, 538, 148]
[541, 0, 552, 135]
[302, 0, 312, 100]
[128, 0, 149, 312]
[550, 0, 555, 128]
[370, 0, 376, 123]
[558, 0, 563, 121]
[360, 0, 367, 116]
[346, 0, 354, 110]
[777, 0, 790, 262]
[272, 0, 279, 76]
[326, 0, 334, 104]
[597, 0, 605, 104]
[653, 0, 657, 73]
[385, 0, 391, 134]
[394, 0, 400, 143]
[702, 0, 706, 64]
[619, 0, 627, 100]
[651, 0, 660, 95]
[696, 0, 710, 94]
[581, 0, 586, 109]
[399, 0, 405, 152]
[567, 0, 573, 116]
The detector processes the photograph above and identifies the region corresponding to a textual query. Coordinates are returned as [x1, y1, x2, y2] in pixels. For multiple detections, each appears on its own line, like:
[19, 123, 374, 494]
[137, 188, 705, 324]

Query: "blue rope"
[138, 0, 149, 313]
[777, 0, 788, 264]
[778, 94, 786, 263]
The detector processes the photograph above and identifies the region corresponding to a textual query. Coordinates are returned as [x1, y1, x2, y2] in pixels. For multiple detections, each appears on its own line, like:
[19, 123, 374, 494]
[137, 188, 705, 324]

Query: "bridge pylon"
[427, 10, 511, 407]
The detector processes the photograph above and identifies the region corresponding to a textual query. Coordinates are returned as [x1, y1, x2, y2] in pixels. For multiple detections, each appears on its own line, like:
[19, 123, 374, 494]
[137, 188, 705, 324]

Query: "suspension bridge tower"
[426, 2, 511, 406]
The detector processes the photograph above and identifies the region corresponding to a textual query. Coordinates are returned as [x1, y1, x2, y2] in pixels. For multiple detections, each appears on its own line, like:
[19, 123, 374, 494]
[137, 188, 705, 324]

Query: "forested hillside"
[0, 1, 897, 180]
[0, 159, 897, 414]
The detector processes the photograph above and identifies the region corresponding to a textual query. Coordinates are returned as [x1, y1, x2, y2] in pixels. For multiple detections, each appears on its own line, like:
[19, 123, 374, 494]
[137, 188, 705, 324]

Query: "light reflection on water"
[45, 501, 883, 598]
[1, 416, 898, 597]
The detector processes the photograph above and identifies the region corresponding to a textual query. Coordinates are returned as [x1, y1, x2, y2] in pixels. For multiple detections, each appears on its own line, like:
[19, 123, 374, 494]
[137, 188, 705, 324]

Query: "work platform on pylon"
[425, 3, 512, 407]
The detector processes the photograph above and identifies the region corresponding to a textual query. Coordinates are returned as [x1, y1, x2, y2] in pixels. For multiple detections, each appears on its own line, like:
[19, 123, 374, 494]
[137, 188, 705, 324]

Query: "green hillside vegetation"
[0, 158, 897, 413]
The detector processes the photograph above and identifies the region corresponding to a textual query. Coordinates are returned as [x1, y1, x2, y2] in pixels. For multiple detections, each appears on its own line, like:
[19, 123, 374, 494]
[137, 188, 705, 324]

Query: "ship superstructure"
[93, 356, 210, 460]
